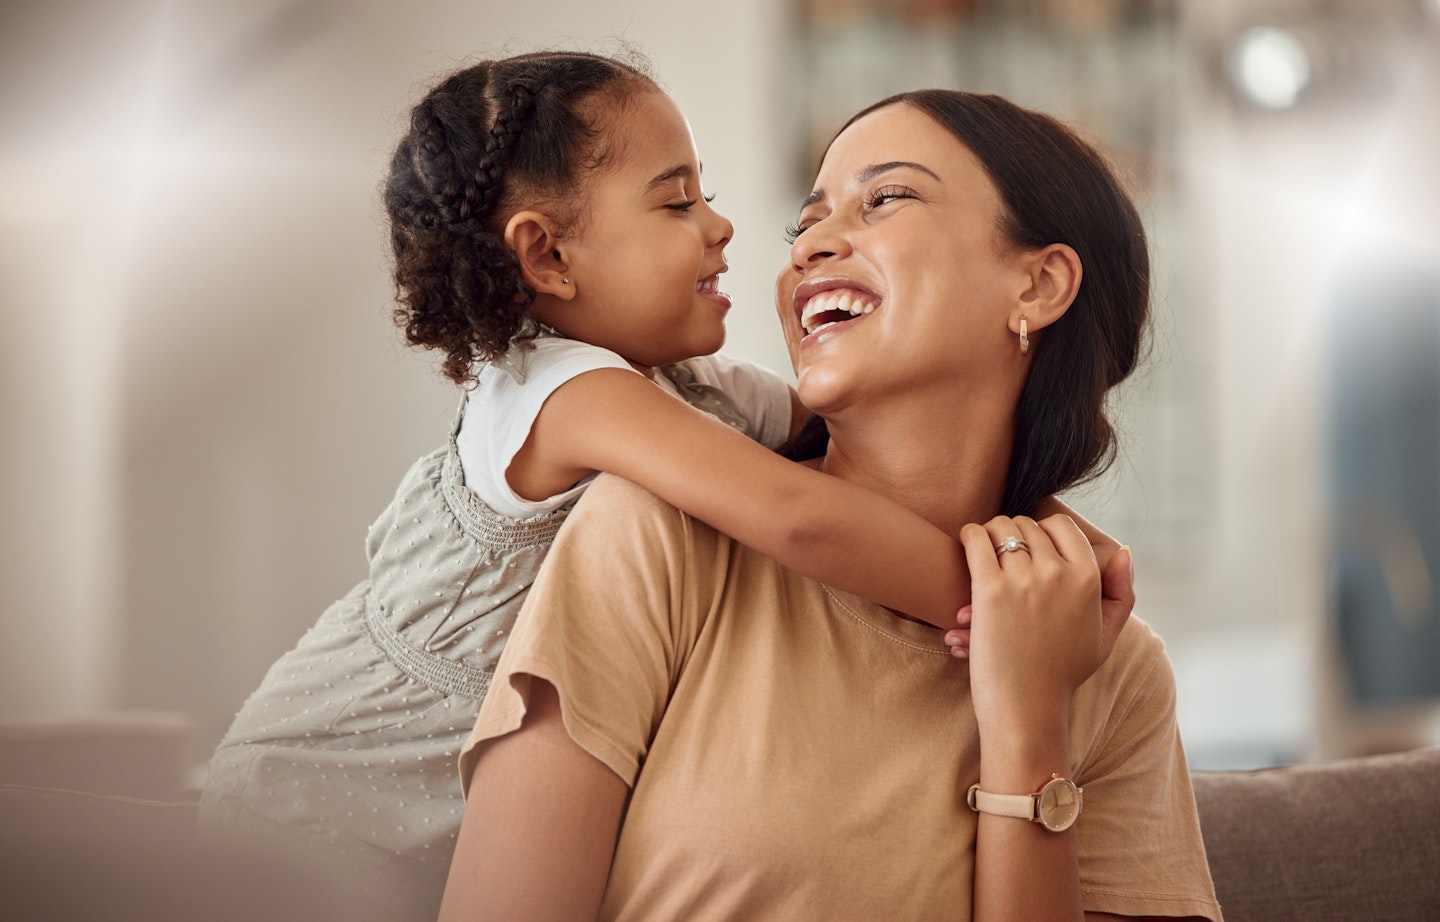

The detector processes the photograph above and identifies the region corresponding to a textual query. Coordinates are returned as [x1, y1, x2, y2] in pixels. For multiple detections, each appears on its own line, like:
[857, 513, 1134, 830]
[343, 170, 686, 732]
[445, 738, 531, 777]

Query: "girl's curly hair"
[383, 51, 653, 384]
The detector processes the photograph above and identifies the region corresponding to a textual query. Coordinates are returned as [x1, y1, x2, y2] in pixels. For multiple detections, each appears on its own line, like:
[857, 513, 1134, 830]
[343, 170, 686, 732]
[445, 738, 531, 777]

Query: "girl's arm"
[507, 367, 969, 628]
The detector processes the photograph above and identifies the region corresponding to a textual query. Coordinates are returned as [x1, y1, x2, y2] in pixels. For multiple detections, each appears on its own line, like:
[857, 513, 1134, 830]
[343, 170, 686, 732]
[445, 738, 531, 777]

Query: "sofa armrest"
[1191, 747, 1440, 922]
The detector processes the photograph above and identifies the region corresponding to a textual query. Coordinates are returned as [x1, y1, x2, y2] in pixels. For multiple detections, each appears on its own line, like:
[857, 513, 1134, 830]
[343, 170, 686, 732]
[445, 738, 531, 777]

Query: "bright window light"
[1230, 26, 1312, 110]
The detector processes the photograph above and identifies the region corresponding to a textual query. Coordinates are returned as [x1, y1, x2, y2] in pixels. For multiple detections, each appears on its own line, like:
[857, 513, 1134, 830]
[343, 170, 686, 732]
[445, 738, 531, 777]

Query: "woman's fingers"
[1098, 545, 1135, 654]
[959, 522, 1004, 580]
[982, 515, 1069, 571]
[963, 511, 1108, 722]
[1034, 513, 1095, 566]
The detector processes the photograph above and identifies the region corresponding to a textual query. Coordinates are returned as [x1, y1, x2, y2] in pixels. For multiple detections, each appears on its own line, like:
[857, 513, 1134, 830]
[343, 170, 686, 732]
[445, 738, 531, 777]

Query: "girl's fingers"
[946, 605, 971, 658]
[944, 626, 971, 646]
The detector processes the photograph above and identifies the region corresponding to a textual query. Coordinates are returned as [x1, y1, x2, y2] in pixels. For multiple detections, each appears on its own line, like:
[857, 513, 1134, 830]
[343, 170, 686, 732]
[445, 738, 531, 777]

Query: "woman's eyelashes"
[784, 184, 920, 243]
[864, 184, 919, 210]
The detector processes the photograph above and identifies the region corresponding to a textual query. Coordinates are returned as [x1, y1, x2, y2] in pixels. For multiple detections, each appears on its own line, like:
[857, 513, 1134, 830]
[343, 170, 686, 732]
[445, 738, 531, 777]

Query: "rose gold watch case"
[1036, 775, 1083, 832]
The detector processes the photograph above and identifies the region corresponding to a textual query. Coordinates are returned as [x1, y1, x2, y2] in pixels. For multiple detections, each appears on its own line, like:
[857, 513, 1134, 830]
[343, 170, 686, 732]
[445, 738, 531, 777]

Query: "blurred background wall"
[2, 0, 1437, 779]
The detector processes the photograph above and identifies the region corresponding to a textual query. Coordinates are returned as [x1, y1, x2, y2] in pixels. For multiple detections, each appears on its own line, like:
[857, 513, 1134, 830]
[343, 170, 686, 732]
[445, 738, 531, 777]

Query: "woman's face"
[776, 103, 1030, 416]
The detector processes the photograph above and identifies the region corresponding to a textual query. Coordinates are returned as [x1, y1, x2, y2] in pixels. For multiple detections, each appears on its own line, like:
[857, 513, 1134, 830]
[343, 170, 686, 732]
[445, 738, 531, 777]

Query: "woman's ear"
[504, 211, 575, 300]
[1011, 243, 1082, 337]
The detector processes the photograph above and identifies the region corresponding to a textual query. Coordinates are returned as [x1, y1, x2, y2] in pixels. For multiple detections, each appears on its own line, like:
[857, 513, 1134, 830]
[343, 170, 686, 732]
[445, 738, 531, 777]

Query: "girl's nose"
[705, 203, 734, 249]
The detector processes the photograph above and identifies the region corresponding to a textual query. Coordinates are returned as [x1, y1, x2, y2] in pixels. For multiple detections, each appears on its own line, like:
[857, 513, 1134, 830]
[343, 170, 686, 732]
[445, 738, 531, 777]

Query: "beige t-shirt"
[461, 475, 1223, 922]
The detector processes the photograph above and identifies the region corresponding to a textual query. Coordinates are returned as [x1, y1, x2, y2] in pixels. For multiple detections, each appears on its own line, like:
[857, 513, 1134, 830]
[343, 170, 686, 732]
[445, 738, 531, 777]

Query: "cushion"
[1191, 747, 1440, 922]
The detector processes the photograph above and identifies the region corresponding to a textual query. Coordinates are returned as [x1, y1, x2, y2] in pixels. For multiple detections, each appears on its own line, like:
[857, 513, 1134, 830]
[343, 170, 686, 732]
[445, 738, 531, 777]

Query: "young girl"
[199, 50, 1116, 919]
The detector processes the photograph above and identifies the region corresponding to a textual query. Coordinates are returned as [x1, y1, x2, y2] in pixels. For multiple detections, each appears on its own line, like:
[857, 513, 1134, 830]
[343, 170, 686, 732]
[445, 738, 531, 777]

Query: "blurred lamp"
[1229, 26, 1311, 109]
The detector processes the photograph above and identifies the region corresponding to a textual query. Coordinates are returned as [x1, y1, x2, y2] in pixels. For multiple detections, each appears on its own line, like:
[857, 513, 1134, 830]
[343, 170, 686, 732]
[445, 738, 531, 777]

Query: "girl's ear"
[1010, 242, 1081, 338]
[505, 211, 575, 301]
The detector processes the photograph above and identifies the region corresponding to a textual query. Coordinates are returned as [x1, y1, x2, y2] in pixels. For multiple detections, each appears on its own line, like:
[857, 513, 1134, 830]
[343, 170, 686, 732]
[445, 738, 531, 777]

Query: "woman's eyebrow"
[801, 160, 942, 208]
[857, 160, 941, 184]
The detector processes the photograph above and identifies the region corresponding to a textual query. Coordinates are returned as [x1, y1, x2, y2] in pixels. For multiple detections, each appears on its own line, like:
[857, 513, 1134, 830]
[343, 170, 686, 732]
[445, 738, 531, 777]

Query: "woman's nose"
[789, 217, 847, 270]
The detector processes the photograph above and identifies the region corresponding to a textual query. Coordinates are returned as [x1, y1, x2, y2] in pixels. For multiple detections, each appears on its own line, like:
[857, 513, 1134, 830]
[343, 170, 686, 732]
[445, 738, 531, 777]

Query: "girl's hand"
[958, 515, 1133, 733]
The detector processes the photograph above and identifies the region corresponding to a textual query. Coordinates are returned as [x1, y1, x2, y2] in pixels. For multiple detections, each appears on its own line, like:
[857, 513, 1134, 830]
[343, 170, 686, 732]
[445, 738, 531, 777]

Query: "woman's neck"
[819, 396, 1015, 539]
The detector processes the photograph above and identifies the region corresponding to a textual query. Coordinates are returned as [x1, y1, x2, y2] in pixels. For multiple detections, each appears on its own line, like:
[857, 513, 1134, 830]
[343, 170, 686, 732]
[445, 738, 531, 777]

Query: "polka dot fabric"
[199, 418, 568, 920]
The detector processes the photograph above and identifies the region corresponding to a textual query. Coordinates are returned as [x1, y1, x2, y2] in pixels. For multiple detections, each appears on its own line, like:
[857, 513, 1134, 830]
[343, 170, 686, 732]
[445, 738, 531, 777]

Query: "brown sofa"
[1191, 747, 1440, 922]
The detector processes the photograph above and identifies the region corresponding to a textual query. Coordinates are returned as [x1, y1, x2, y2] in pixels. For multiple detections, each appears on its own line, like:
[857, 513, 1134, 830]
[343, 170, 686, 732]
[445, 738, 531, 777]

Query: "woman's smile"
[792, 277, 882, 345]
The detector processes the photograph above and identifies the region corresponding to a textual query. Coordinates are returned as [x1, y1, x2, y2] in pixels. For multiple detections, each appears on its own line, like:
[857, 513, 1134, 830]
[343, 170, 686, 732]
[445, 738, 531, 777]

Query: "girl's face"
[552, 90, 734, 371]
[776, 103, 1031, 415]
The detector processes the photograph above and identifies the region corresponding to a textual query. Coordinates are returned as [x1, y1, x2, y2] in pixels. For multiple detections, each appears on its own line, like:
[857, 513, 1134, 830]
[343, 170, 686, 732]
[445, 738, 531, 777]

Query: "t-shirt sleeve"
[458, 474, 712, 793]
[1071, 621, 1224, 921]
[681, 352, 794, 449]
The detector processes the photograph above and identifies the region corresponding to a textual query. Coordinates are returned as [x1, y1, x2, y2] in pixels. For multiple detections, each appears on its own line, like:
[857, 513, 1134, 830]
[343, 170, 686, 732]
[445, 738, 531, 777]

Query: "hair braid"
[383, 51, 654, 384]
[459, 79, 537, 232]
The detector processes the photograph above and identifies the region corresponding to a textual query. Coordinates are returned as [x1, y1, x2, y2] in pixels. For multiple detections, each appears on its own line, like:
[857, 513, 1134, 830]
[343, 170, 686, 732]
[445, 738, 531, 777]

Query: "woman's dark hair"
[383, 51, 654, 384]
[826, 91, 1151, 515]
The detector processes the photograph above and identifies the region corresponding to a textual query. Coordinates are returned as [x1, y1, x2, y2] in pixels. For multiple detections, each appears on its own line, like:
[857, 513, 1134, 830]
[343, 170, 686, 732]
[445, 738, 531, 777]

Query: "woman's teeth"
[800, 290, 878, 335]
[697, 275, 719, 292]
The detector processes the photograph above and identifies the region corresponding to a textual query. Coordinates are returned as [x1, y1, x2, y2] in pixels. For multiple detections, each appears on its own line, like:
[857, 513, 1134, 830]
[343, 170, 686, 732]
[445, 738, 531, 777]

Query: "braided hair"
[384, 52, 653, 384]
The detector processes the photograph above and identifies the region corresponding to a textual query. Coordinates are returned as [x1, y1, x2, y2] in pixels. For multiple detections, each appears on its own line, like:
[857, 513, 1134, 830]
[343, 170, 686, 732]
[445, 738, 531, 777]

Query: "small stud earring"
[1019, 317, 1029, 356]
[561, 277, 569, 285]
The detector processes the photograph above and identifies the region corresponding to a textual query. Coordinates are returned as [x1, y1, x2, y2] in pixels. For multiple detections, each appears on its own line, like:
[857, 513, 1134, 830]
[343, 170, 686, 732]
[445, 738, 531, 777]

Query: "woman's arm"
[438, 679, 625, 922]
[961, 515, 1207, 922]
[508, 367, 971, 628]
[962, 514, 1096, 922]
[966, 512, 1129, 922]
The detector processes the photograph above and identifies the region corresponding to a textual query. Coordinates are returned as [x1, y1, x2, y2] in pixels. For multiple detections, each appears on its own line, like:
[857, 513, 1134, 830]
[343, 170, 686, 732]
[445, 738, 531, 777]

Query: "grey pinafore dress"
[199, 364, 754, 919]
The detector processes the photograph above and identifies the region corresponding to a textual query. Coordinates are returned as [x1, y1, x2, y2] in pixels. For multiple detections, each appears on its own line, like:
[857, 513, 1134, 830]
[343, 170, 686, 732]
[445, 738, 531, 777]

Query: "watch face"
[1037, 778, 1081, 832]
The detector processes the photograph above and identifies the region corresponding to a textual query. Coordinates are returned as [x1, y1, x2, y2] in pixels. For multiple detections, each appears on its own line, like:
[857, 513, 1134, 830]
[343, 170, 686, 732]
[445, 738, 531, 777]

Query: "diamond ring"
[995, 536, 1030, 556]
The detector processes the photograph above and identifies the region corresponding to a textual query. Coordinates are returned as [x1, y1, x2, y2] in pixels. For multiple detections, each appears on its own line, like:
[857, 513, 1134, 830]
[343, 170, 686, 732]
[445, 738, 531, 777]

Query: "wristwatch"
[966, 774, 1083, 832]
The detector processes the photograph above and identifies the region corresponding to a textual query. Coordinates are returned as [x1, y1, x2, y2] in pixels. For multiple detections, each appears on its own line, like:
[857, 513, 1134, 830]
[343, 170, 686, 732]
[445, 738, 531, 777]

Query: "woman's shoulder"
[569, 474, 727, 548]
[1098, 614, 1178, 699]
[572, 473, 691, 525]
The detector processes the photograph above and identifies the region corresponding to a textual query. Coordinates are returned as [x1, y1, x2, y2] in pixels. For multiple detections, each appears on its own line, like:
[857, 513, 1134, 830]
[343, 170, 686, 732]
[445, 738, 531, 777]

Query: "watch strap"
[966, 783, 1036, 820]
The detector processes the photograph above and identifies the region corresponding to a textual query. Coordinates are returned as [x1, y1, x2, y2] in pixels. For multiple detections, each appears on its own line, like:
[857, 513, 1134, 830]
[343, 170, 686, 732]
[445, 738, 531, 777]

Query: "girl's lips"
[697, 273, 732, 311]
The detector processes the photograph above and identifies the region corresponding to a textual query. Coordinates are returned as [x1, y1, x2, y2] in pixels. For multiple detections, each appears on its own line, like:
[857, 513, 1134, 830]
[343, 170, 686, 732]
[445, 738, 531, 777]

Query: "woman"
[439, 91, 1222, 921]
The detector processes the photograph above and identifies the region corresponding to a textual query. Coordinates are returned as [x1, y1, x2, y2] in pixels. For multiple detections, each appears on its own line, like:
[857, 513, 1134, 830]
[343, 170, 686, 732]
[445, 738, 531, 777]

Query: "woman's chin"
[794, 368, 855, 420]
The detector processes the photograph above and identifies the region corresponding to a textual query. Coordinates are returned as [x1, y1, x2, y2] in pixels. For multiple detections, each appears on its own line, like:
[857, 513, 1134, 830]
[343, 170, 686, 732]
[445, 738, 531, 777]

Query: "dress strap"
[441, 397, 572, 549]
[659, 361, 752, 436]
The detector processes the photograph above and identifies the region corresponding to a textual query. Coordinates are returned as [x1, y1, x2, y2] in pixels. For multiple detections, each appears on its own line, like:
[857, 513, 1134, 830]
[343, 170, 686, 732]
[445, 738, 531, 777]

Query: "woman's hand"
[957, 515, 1133, 734]
[945, 507, 1132, 661]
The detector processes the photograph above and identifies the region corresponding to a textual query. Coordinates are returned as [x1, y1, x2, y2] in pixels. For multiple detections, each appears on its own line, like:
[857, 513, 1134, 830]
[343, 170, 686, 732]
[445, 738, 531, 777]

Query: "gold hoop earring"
[1019, 317, 1029, 356]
